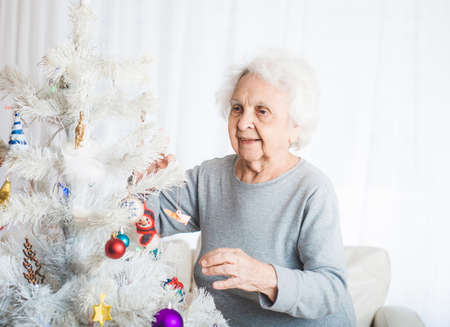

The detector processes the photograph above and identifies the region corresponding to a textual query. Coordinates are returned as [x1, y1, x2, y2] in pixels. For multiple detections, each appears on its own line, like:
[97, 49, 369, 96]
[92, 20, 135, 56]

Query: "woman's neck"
[235, 153, 300, 184]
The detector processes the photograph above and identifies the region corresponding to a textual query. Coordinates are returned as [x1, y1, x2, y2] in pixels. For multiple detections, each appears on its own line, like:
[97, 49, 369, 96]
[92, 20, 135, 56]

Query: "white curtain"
[1, 1, 449, 325]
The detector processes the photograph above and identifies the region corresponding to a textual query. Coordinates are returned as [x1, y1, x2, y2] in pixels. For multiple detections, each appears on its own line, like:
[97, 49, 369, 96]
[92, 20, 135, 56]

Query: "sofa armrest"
[372, 305, 425, 327]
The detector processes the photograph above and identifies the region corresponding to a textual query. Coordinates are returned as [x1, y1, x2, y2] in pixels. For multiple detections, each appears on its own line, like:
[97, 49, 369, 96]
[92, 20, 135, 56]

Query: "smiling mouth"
[239, 137, 261, 144]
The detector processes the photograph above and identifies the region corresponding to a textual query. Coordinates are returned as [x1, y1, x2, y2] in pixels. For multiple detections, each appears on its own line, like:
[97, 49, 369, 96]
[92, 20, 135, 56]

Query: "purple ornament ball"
[153, 308, 183, 327]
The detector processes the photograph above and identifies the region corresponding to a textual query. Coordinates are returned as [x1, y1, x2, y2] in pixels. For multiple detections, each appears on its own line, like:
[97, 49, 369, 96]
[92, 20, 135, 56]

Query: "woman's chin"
[237, 150, 264, 163]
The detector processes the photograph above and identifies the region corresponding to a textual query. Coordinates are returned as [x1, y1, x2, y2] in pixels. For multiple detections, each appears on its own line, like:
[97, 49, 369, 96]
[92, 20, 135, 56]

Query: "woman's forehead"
[231, 73, 288, 106]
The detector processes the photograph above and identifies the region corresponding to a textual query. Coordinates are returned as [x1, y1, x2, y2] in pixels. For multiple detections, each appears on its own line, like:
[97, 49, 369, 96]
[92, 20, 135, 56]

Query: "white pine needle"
[0, 192, 68, 227]
[90, 91, 155, 121]
[6, 147, 62, 181]
[94, 56, 153, 82]
[185, 288, 230, 327]
[0, 66, 60, 118]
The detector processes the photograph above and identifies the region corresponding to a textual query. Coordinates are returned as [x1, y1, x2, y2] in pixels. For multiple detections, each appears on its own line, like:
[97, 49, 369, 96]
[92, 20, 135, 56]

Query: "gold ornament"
[92, 293, 112, 327]
[0, 178, 11, 209]
[75, 111, 85, 149]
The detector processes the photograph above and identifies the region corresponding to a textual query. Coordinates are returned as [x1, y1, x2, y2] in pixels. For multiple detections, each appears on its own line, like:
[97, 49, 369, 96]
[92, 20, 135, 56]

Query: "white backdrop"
[1, 0, 449, 325]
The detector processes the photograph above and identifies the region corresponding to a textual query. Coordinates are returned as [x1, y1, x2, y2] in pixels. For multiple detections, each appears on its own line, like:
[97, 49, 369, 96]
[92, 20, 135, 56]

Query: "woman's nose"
[237, 110, 255, 130]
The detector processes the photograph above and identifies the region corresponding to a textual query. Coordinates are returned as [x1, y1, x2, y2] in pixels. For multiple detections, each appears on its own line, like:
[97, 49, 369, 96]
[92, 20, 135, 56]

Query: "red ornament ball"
[105, 237, 126, 259]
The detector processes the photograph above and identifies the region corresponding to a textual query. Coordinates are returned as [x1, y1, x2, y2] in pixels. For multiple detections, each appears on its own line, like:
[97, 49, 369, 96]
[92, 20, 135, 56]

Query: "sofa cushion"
[344, 246, 390, 327]
[372, 305, 425, 327]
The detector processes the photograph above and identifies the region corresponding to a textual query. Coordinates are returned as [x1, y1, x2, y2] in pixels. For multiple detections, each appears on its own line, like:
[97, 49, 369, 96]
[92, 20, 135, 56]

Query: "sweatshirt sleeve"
[145, 165, 202, 237]
[258, 180, 348, 319]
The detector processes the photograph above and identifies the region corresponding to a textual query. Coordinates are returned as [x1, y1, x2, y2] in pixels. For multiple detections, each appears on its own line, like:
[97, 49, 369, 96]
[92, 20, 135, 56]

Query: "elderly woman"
[146, 52, 356, 326]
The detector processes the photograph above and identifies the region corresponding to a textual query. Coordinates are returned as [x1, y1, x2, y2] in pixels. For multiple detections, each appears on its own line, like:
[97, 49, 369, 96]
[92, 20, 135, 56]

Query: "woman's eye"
[256, 106, 268, 115]
[231, 105, 242, 113]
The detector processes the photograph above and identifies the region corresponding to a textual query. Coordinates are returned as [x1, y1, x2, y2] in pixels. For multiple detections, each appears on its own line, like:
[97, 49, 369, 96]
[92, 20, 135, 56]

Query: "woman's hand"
[133, 154, 176, 183]
[200, 248, 278, 302]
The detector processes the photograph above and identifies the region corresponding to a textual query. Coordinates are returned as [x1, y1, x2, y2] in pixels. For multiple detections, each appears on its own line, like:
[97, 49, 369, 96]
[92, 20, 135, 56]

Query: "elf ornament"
[105, 234, 126, 259]
[135, 203, 158, 247]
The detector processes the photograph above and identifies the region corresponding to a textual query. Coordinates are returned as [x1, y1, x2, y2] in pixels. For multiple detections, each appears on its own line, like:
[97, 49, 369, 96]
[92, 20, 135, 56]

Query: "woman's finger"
[212, 277, 240, 290]
[166, 154, 176, 163]
[200, 248, 238, 267]
[156, 154, 176, 170]
[202, 263, 237, 277]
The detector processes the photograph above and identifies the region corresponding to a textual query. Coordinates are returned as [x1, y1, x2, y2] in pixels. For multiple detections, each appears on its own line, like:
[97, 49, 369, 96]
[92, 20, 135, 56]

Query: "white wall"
[1, 0, 449, 325]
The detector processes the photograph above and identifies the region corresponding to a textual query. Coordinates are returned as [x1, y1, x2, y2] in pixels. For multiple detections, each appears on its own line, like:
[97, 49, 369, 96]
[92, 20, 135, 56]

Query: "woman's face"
[228, 73, 298, 163]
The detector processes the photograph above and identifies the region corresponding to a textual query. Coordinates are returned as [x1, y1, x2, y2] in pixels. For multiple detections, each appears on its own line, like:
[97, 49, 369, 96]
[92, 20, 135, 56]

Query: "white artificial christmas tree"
[0, 2, 228, 326]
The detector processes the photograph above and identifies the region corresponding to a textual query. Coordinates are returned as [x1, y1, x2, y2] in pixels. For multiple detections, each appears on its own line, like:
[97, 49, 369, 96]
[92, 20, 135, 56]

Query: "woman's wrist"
[258, 263, 278, 303]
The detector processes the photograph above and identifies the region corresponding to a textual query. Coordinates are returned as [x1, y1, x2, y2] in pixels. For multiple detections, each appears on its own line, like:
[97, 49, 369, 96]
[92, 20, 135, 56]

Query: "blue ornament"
[152, 248, 160, 260]
[116, 233, 130, 248]
[58, 182, 71, 199]
[8, 112, 28, 150]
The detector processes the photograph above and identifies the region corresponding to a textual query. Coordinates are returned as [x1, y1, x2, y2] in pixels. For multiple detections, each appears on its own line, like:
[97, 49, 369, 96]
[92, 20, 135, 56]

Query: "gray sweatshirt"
[147, 155, 356, 326]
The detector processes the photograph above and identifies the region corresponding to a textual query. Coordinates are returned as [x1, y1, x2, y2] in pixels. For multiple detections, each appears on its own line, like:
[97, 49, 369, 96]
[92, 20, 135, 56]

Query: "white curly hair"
[216, 50, 320, 150]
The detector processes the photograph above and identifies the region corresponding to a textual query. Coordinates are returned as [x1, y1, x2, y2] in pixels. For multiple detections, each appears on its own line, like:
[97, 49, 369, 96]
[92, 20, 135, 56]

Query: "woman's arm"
[258, 181, 349, 319]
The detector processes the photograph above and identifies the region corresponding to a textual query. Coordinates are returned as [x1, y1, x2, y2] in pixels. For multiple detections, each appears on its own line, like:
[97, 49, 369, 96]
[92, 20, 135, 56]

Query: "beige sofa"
[344, 246, 424, 327]
[162, 238, 425, 327]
